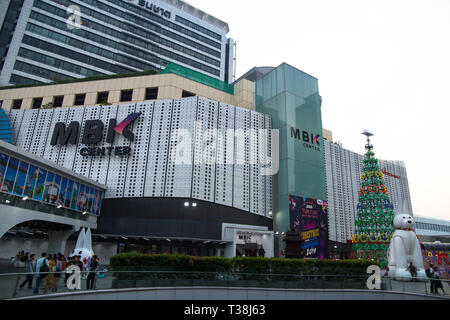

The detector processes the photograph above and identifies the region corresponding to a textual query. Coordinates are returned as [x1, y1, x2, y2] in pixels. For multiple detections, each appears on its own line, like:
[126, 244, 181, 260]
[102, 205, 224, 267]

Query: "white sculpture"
[387, 214, 427, 281]
[70, 228, 94, 265]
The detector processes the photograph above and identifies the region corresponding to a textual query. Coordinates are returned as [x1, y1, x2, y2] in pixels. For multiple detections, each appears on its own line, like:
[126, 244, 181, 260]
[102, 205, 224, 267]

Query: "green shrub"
[109, 253, 378, 276]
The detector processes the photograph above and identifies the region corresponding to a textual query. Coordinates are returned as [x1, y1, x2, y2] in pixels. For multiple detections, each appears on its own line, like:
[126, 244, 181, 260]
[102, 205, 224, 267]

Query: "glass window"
[12, 99, 22, 110]
[74, 94, 86, 106]
[51, 174, 62, 205]
[53, 95, 64, 107]
[96, 91, 109, 104]
[21, 34, 133, 75]
[10, 74, 42, 86]
[14, 60, 74, 82]
[175, 15, 222, 41]
[70, 182, 80, 210]
[3, 156, 19, 195]
[145, 87, 158, 100]
[24, 165, 38, 199]
[120, 90, 133, 102]
[77, 184, 87, 212]
[27, 8, 219, 75]
[43, 171, 55, 203]
[92, 189, 102, 216]
[64, 180, 74, 208]
[0, 153, 9, 193]
[13, 161, 29, 196]
[58, 177, 68, 207]
[32, 168, 47, 201]
[161, 245, 171, 254]
[84, 186, 94, 213]
[182, 90, 195, 98]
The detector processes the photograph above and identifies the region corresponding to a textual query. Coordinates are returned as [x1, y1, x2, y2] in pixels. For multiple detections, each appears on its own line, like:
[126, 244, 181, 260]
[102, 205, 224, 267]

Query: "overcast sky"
[188, 0, 450, 221]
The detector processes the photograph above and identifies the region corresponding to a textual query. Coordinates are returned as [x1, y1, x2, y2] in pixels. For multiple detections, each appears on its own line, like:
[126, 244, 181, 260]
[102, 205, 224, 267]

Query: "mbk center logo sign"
[290, 127, 321, 152]
[50, 113, 141, 157]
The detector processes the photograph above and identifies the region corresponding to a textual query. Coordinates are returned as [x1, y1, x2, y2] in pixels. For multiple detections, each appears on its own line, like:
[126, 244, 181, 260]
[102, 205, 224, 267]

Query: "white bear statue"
[387, 214, 427, 281]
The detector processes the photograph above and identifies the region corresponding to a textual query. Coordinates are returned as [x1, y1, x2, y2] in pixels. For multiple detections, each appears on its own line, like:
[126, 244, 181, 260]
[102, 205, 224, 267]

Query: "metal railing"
[0, 192, 90, 221]
[0, 269, 448, 300]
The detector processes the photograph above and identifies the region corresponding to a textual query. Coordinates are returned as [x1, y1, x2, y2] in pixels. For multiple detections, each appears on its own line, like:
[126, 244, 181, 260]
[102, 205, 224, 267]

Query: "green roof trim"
[162, 63, 234, 95]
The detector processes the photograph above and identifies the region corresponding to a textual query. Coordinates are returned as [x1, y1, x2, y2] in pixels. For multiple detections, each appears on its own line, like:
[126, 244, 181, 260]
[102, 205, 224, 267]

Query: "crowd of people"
[13, 251, 100, 294]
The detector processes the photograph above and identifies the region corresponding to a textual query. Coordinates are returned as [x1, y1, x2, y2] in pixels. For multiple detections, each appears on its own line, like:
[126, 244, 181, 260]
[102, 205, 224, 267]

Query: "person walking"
[44, 254, 57, 293]
[74, 255, 84, 272]
[425, 263, 435, 294]
[432, 267, 445, 295]
[64, 256, 73, 285]
[86, 255, 99, 290]
[19, 254, 36, 289]
[406, 262, 417, 281]
[33, 253, 49, 294]
[52, 255, 64, 292]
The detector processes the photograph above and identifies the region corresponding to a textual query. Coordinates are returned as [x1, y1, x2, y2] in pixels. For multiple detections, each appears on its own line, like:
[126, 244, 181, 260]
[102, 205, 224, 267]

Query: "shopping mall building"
[0, 61, 428, 262]
[0, 1, 428, 262]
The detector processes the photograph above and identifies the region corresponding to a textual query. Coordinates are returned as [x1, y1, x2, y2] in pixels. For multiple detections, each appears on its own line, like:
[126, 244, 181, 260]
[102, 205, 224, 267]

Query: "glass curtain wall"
[255, 63, 327, 257]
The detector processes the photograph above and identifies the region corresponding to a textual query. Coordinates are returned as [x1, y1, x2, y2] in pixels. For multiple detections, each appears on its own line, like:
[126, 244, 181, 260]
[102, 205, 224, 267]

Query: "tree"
[98, 100, 111, 106]
[41, 102, 54, 109]
[352, 131, 395, 267]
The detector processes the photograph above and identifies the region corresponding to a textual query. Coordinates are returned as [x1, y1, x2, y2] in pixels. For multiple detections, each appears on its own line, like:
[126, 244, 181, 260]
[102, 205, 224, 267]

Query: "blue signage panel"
[0, 109, 13, 144]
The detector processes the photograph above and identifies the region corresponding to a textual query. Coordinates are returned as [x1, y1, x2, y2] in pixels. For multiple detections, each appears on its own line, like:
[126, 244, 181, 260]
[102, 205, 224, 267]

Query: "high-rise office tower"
[0, 0, 235, 86]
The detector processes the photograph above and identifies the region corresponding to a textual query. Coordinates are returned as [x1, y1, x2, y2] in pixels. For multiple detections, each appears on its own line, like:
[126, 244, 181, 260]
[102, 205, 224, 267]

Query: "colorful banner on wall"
[0, 151, 103, 215]
[289, 195, 329, 259]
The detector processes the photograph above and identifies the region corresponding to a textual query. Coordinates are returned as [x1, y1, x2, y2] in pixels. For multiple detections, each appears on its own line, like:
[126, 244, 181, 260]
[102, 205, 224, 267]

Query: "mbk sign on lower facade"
[50, 112, 141, 157]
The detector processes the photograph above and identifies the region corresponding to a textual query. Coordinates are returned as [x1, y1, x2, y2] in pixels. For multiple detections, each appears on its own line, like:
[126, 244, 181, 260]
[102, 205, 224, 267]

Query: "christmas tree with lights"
[352, 130, 395, 267]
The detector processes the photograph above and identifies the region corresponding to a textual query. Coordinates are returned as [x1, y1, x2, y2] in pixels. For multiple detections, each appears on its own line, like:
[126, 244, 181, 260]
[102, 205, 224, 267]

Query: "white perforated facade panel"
[215, 103, 235, 207]
[192, 97, 218, 202]
[249, 111, 265, 216]
[105, 103, 136, 198]
[165, 97, 196, 198]
[29, 109, 54, 158]
[89, 105, 118, 185]
[16, 109, 39, 152]
[264, 115, 273, 216]
[8, 109, 24, 145]
[57, 107, 85, 171]
[144, 100, 172, 197]
[43, 108, 68, 164]
[233, 107, 251, 212]
[73, 106, 100, 179]
[8, 98, 274, 217]
[123, 102, 153, 198]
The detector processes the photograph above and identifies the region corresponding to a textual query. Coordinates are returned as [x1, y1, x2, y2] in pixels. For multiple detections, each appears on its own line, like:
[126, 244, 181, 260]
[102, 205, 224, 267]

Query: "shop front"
[222, 223, 274, 258]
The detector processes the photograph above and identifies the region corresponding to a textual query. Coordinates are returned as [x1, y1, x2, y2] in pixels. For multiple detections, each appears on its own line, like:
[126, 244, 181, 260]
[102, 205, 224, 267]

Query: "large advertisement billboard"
[289, 195, 329, 259]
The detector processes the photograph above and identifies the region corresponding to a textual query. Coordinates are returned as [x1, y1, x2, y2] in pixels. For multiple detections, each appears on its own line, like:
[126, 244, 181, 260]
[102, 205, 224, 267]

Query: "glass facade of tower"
[0, 0, 234, 86]
[255, 63, 326, 255]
